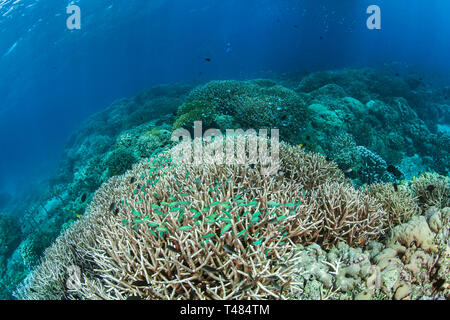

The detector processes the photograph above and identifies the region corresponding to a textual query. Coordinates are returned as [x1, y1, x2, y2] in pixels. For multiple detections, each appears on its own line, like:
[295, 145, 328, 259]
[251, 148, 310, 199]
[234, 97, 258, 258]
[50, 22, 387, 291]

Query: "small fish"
[356, 236, 366, 246]
[241, 284, 253, 291]
[319, 36, 323, 40]
[204, 58, 211, 62]
[167, 245, 180, 254]
[109, 202, 116, 211]
[132, 280, 149, 287]
[344, 168, 353, 174]
[267, 275, 279, 282]
[223, 244, 236, 255]
[410, 240, 417, 248]
[80, 194, 87, 203]
[293, 24, 298, 28]
[432, 278, 445, 292]
[202, 266, 219, 273]
[130, 177, 136, 184]
[267, 217, 278, 224]
[387, 165, 403, 178]
[202, 265, 225, 277]
[306, 135, 310, 140]
[76, 215, 81, 219]
[202, 291, 215, 300]
[298, 144, 303, 148]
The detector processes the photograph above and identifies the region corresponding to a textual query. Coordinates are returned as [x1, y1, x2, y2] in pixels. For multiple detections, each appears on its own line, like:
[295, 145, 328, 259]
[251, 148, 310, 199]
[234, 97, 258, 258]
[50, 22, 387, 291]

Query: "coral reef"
[17, 137, 389, 300]
[174, 80, 311, 142]
[0, 213, 22, 299]
[172, 100, 217, 130]
[368, 183, 421, 229]
[407, 172, 450, 210]
[173, 69, 449, 184]
[282, 206, 449, 300]
[2, 67, 449, 300]
[0, 83, 193, 298]
[0, 213, 20, 258]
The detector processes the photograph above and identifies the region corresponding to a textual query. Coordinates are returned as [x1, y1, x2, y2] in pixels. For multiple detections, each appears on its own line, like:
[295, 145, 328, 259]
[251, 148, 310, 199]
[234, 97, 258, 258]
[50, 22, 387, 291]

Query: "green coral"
[104, 148, 137, 177]
[20, 236, 43, 270]
[0, 213, 21, 258]
[172, 100, 217, 130]
[175, 80, 311, 144]
[136, 128, 171, 158]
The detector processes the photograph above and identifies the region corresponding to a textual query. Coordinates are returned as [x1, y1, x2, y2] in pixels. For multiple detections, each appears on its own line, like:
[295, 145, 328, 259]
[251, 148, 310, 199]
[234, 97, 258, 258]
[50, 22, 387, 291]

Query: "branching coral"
[407, 173, 450, 210]
[16, 136, 388, 300]
[368, 183, 421, 229]
[278, 143, 346, 190]
[305, 182, 387, 248]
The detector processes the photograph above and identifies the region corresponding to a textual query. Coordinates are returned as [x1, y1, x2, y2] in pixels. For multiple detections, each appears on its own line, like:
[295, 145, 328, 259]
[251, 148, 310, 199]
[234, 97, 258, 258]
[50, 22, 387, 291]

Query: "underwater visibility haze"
[0, 0, 449, 300]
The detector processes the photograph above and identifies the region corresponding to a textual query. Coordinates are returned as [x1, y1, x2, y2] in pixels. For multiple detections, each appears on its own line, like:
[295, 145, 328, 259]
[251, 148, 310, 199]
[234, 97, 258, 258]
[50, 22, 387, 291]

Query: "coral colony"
[171, 121, 280, 175]
[1, 69, 449, 300]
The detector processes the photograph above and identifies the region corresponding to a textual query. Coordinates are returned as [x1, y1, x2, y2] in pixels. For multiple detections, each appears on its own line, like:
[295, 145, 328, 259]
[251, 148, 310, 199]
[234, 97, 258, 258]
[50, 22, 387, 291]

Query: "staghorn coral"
[278, 143, 346, 190]
[407, 172, 450, 210]
[304, 182, 387, 249]
[6, 69, 450, 300]
[368, 182, 421, 229]
[16, 136, 388, 300]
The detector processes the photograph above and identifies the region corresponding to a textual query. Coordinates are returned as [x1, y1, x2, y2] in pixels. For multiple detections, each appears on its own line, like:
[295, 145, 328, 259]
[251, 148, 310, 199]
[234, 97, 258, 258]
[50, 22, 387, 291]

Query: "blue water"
[1, 0, 450, 194]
